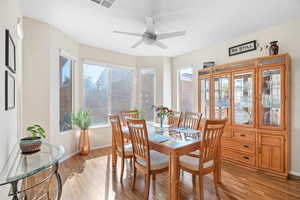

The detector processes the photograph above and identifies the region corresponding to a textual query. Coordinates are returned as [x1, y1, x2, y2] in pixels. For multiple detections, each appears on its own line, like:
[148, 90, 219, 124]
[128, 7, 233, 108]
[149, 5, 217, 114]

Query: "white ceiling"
[21, 0, 300, 57]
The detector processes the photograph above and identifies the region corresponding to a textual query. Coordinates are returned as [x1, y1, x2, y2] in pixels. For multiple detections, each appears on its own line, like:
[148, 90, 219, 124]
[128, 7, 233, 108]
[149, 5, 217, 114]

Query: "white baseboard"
[289, 171, 300, 177]
[59, 144, 112, 163]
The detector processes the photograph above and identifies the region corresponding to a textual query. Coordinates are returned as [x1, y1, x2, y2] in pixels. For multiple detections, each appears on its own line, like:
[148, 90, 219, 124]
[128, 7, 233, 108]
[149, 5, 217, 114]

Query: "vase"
[79, 130, 90, 156]
[269, 41, 279, 56]
[159, 116, 165, 128]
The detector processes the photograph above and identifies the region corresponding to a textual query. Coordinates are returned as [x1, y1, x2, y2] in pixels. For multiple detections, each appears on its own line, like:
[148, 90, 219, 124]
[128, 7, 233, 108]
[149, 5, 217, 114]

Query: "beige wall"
[0, 0, 22, 199]
[172, 19, 300, 175]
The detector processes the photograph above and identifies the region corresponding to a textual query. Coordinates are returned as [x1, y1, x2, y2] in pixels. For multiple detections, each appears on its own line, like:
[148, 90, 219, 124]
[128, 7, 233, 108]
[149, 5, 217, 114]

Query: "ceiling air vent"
[90, 0, 116, 8]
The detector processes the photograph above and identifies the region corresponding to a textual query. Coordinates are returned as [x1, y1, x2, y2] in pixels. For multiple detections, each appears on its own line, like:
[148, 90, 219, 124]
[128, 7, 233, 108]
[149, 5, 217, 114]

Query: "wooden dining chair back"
[168, 111, 182, 128]
[109, 115, 133, 182]
[179, 119, 226, 200]
[120, 110, 139, 126]
[200, 119, 226, 169]
[181, 112, 202, 130]
[109, 115, 125, 155]
[126, 119, 150, 170]
[127, 119, 169, 200]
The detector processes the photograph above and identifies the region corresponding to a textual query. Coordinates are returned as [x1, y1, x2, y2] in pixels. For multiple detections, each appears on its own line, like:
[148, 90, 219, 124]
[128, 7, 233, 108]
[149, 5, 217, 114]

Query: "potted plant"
[72, 109, 91, 156]
[20, 125, 46, 154]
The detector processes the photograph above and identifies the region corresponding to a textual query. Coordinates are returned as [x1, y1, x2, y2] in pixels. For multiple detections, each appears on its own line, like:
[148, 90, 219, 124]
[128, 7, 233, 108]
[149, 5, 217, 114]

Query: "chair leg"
[213, 169, 218, 190]
[152, 174, 156, 181]
[198, 174, 204, 200]
[192, 174, 196, 186]
[120, 157, 125, 183]
[144, 174, 150, 200]
[132, 166, 136, 191]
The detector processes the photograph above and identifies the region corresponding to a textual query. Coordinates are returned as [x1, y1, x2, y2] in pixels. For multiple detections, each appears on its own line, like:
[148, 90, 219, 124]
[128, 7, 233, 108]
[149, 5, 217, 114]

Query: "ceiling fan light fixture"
[90, 0, 116, 8]
[101, 0, 116, 8]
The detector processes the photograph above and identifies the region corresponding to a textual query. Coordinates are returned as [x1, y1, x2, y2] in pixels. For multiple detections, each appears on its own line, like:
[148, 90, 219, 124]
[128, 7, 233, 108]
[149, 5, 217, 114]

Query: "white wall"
[0, 0, 22, 199]
[172, 19, 300, 175]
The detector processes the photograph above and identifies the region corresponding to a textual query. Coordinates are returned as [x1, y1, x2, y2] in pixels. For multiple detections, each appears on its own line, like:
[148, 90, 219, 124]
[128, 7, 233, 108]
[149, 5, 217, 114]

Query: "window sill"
[89, 124, 111, 129]
[59, 130, 74, 135]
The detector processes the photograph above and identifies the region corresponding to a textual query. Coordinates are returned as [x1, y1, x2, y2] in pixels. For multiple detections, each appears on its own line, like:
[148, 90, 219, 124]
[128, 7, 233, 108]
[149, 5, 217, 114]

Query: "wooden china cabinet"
[198, 54, 290, 177]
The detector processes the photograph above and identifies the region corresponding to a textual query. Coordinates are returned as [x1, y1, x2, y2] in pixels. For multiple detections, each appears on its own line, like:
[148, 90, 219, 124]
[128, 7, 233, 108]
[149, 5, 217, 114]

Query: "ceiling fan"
[113, 17, 186, 49]
[90, 0, 116, 8]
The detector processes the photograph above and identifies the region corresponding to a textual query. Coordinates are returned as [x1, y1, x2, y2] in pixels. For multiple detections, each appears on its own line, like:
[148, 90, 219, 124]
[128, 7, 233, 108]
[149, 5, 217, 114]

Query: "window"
[83, 63, 133, 125]
[140, 68, 156, 121]
[59, 56, 74, 132]
[177, 68, 193, 112]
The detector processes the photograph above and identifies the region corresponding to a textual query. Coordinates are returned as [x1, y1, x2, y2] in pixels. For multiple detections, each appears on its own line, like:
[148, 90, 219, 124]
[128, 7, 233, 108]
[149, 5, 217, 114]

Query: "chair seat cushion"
[137, 150, 169, 170]
[179, 155, 214, 171]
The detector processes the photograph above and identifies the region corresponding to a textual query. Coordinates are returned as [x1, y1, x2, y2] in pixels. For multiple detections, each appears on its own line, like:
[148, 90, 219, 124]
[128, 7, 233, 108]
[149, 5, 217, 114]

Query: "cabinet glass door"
[199, 77, 210, 119]
[233, 71, 254, 126]
[259, 67, 282, 128]
[214, 75, 230, 120]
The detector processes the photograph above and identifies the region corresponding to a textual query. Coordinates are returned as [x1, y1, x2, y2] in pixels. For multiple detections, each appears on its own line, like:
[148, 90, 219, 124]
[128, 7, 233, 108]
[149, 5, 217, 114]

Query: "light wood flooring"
[56, 147, 300, 200]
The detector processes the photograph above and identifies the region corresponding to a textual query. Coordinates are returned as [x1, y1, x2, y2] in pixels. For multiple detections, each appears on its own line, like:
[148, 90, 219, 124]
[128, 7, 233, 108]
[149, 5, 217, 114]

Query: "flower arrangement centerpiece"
[152, 105, 172, 128]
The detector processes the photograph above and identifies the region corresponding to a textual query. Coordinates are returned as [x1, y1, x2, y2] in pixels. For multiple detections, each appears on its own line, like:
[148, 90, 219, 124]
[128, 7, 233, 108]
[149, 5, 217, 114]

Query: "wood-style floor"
[57, 147, 300, 200]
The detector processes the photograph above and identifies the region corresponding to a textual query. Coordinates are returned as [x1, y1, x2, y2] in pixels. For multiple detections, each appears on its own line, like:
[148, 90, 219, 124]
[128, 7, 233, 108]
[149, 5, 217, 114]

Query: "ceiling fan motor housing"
[143, 32, 157, 45]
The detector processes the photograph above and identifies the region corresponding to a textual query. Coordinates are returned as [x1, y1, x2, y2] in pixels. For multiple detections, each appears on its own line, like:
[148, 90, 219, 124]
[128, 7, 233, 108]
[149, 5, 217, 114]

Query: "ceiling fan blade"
[154, 41, 168, 49]
[157, 31, 186, 40]
[145, 16, 155, 33]
[113, 31, 143, 37]
[131, 39, 144, 48]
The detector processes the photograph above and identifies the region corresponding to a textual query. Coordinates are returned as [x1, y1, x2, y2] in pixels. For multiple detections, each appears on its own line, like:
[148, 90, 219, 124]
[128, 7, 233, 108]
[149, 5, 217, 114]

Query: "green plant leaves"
[71, 109, 91, 130]
[26, 125, 46, 138]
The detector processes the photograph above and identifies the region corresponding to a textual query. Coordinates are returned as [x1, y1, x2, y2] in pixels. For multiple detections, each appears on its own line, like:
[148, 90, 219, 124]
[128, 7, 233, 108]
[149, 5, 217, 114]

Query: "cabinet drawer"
[222, 139, 255, 154]
[232, 129, 255, 142]
[222, 148, 255, 166]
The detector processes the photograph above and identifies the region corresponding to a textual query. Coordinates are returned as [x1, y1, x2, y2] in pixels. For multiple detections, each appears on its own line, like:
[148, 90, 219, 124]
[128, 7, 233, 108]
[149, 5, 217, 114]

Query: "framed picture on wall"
[5, 29, 16, 73]
[5, 70, 15, 110]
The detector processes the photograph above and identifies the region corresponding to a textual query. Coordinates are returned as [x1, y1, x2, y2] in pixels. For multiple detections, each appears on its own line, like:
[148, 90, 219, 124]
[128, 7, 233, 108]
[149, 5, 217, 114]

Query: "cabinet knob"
[243, 156, 250, 160]
[240, 134, 246, 137]
[243, 145, 249, 148]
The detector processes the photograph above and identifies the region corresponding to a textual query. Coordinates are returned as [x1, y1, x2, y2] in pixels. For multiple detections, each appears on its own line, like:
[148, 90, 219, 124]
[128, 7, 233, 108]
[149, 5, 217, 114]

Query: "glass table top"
[0, 142, 64, 186]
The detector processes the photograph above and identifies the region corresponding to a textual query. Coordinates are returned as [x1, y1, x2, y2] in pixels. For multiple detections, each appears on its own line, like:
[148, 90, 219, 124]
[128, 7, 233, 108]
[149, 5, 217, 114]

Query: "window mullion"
[108, 68, 112, 114]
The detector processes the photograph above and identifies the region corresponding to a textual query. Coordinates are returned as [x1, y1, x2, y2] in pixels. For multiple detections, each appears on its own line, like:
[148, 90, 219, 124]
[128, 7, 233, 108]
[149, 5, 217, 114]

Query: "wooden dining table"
[111, 122, 222, 200]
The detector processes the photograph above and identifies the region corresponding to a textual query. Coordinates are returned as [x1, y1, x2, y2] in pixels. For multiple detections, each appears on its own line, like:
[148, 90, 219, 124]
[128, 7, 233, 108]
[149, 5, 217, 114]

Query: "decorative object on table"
[152, 105, 172, 128]
[229, 40, 257, 56]
[269, 41, 279, 56]
[20, 124, 46, 154]
[5, 29, 16, 73]
[5, 70, 15, 111]
[203, 61, 215, 69]
[72, 109, 91, 156]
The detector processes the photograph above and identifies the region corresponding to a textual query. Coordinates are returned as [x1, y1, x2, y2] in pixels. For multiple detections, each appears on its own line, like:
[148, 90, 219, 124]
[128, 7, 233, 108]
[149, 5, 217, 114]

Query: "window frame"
[59, 50, 76, 134]
[177, 66, 194, 112]
[139, 67, 157, 122]
[82, 60, 135, 127]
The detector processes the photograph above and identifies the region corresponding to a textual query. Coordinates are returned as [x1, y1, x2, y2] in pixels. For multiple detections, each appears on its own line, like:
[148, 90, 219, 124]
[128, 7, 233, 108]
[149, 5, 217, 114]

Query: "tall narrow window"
[178, 68, 193, 112]
[59, 56, 73, 132]
[84, 64, 109, 125]
[83, 63, 133, 126]
[140, 69, 156, 121]
[111, 68, 133, 115]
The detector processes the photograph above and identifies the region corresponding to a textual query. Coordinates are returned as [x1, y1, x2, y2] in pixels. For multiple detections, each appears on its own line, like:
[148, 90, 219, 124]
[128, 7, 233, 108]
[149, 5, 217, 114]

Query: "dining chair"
[179, 119, 226, 200]
[168, 111, 182, 128]
[127, 119, 169, 200]
[181, 112, 202, 130]
[109, 115, 133, 182]
[120, 110, 139, 126]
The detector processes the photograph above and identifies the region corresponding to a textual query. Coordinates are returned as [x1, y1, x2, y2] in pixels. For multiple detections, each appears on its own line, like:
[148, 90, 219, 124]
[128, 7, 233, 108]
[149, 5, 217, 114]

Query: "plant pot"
[20, 137, 42, 154]
[79, 130, 90, 156]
